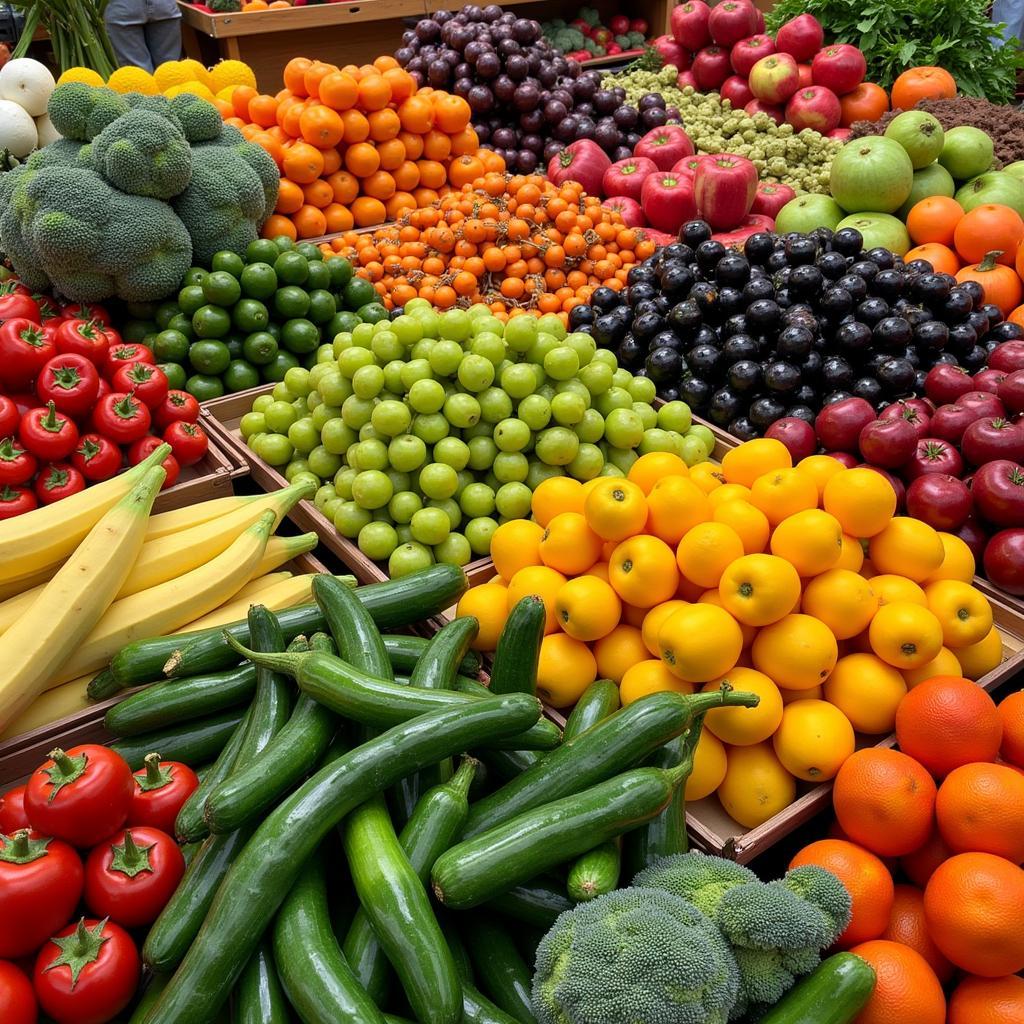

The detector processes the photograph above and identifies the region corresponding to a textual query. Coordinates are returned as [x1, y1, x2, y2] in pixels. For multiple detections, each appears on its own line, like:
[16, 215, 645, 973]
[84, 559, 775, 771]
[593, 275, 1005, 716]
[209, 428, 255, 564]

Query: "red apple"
[720, 74, 755, 109]
[989, 340, 1024, 373]
[711, 212, 776, 247]
[774, 13, 824, 62]
[708, 0, 759, 48]
[653, 35, 689, 69]
[859, 417, 918, 468]
[925, 363, 975, 405]
[753, 6, 765, 32]
[962, 416, 1024, 465]
[973, 368, 1007, 394]
[930, 405, 983, 446]
[828, 128, 853, 140]
[997, 368, 1024, 415]
[692, 45, 733, 91]
[797, 63, 814, 88]
[957, 518, 989, 561]
[984, 529, 1024, 594]
[730, 34, 776, 77]
[826, 450, 860, 468]
[677, 70, 699, 90]
[815, 396, 876, 452]
[905, 438, 965, 480]
[751, 181, 796, 218]
[748, 52, 801, 105]
[670, 0, 712, 51]
[879, 401, 932, 442]
[635, 125, 695, 171]
[906, 474, 973, 531]
[671, 155, 706, 180]
[766, 416, 817, 461]
[785, 85, 842, 133]
[957, 391, 1007, 418]
[811, 44, 867, 96]
[744, 98, 785, 124]
[973, 460, 1024, 527]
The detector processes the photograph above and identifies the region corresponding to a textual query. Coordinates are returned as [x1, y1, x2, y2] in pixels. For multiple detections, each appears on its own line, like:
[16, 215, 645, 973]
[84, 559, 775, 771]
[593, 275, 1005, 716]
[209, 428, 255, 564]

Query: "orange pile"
[220, 55, 498, 239]
[321, 173, 658, 322]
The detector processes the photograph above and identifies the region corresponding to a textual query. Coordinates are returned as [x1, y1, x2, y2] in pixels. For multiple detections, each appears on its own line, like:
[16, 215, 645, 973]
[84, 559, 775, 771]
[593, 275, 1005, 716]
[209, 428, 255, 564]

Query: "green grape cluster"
[239, 300, 713, 578]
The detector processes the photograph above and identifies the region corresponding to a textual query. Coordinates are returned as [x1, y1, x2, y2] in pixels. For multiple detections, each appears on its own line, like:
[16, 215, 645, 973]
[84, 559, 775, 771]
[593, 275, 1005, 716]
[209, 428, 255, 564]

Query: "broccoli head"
[217, 123, 246, 146]
[715, 879, 835, 952]
[169, 93, 225, 143]
[233, 139, 279, 222]
[730, 947, 822, 1021]
[47, 84, 132, 143]
[633, 852, 757, 919]
[780, 865, 852, 949]
[532, 887, 740, 1024]
[25, 139, 84, 170]
[91, 109, 193, 200]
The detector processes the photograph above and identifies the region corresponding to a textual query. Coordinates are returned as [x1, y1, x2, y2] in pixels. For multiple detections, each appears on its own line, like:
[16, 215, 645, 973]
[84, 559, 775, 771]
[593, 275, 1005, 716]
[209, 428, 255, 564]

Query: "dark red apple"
[677, 69, 699, 90]
[957, 391, 1007, 418]
[797, 63, 813, 88]
[708, 0, 758, 47]
[774, 13, 824, 62]
[751, 181, 797, 218]
[748, 52, 801, 104]
[825, 450, 859, 468]
[811, 44, 867, 96]
[692, 45, 733, 91]
[930, 404, 983, 445]
[765, 416, 817, 461]
[729, 34, 776, 77]
[984, 528, 1024, 594]
[785, 85, 842, 133]
[828, 127, 852, 141]
[901, 397, 936, 419]
[862, 464, 906, 510]
[925, 364, 974, 405]
[670, 0, 712, 51]
[859, 417, 918, 467]
[906, 474, 973, 531]
[973, 459, 1024, 527]
[957, 517, 989, 561]
[879, 401, 931, 442]
[720, 74, 755, 109]
[653, 35, 690, 69]
[904, 438, 965, 481]
[998, 368, 1024, 415]
[815, 396, 877, 452]
[744, 98, 785, 124]
[962, 417, 1024, 465]
[989, 340, 1024, 373]
[973, 368, 1007, 394]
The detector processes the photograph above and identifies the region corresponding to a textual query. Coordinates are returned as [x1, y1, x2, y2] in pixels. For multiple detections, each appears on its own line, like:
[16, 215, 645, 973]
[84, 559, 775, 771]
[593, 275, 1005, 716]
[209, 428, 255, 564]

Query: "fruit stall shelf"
[149, 427, 248, 515]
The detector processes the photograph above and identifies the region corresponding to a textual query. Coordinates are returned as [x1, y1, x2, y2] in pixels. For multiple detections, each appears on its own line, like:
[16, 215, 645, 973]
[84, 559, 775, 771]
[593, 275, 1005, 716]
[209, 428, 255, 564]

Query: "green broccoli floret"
[716, 880, 835, 952]
[533, 887, 740, 1024]
[633, 852, 757, 918]
[0, 170, 49, 291]
[133, 94, 183, 129]
[46, 83, 95, 141]
[780, 866, 852, 948]
[209, 0, 241, 10]
[91, 109, 193, 200]
[25, 139, 84, 170]
[85, 88, 132, 141]
[233, 140, 279, 222]
[217, 123, 245, 146]
[169, 93, 224, 143]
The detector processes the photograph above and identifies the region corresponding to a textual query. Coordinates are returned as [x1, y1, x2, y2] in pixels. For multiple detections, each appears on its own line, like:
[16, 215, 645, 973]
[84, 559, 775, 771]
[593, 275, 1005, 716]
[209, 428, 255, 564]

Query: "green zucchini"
[110, 565, 465, 685]
[463, 688, 758, 838]
[273, 850, 386, 1024]
[487, 881, 572, 929]
[445, 926, 521, 1024]
[141, 693, 541, 1024]
[104, 665, 257, 737]
[433, 763, 691, 909]
[562, 679, 619, 741]
[110, 709, 245, 770]
[234, 940, 289, 1024]
[567, 841, 620, 902]
[488, 596, 544, 696]
[87, 666, 121, 701]
[383, 634, 480, 677]
[756, 953, 876, 1024]
[462, 918, 537, 1024]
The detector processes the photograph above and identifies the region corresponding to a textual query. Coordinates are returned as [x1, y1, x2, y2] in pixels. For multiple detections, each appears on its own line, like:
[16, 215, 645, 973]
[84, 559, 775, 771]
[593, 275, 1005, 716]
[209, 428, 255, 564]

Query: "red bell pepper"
[671, 155, 708, 180]
[0, 317, 56, 390]
[602, 156, 659, 203]
[694, 153, 758, 231]
[634, 125, 695, 171]
[546, 140, 612, 198]
[751, 181, 797, 219]
[603, 196, 646, 228]
[36, 353, 101, 420]
[641, 172, 698, 235]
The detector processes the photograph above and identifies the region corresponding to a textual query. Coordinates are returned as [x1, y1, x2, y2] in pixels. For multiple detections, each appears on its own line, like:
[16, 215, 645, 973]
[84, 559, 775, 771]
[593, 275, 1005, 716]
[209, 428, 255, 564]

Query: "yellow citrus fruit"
[554, 576, 621, 642]
[676, 521, 745, 589]
[608, 535, 680, 608]
[179, 58, 214, 89]
[506, 565, 567, 636]
[531, 476, 584, 527]
[153, 61, 191, 92]
[713, 500, 769, 555]
[489, 519, 543, 581]
[718, 553, 802, 627]
[455, 582, 509, 652]
[835, 533, 866, 572]
[698, 590, 757, 647]
[685, 729, 728, 801]
[801, 568, 880, 640]
[702, 667, 783, 745]
[722, 437, 792, 487]
[627, 451, 688, 494]
[823, 467, 897, 538]
[752, 613, 839, 690]
[770, 508, 844, 577]
[216, 85, 238, 102]
[107, 65, 158, 95]
[869, 518, 945, 582]
[645, 475, 711, 546]
[902, 646, 963, 688]
[954, 625, 1003, 681]
[538, 512, 602, 576]
[583, 478, 648, 542]
[536, 634, 596, 708]
[708, 482, 753, 509]
[717, 742, 797, 827]
[57, 67, 105, 87]
[164, 81, 216, 101]
[620, 659, 695, 704]
[641, 600, 689, 656]
[773, 699, 856, 781]
[868, 601, 944, 670]
[870, 574, 927, 607]
[924, 580, 993, 649]
[925, 532, 976, 584]
[209, 58, 257, 92]
[689, 461, 725, 495]
[593, 623, 649, 683]
[780, 684, 823, 703]
[621, 602, 647, 628]
[658, 604, 743, 682]
[750, 468, 819, 526]
[797, 454, 847, 498]
[824, 652, 907, 734]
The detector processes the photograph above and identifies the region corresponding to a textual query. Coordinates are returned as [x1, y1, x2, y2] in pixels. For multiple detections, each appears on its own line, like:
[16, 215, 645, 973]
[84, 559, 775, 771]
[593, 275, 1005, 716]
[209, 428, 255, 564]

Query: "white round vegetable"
[0, 99, 38, 157]
[35, 111, 61, 146]
[0, 58, 56, 117]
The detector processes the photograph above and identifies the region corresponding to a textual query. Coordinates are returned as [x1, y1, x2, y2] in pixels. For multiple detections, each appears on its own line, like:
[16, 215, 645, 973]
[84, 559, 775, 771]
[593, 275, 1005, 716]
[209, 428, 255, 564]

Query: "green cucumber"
[110, 709, 245, 770]
[562, 679, 619, 741]
[383, 634, 481, 677]
[110, 565, 467, 686]
[104, 665, 257, 736]
[567, 841, 620, 902]
[313, 574, 391, 682]
[273, 851, 386, 1024]
[488, 596, 544, 696]
[463, 688, 759, 838]
[234, 940, 289, 1024]
[87, 666, 121, 701]
[128, 976, 168, 1023]
[141, 693, 541, 1024]
[756, 953, 876, 1024]
[445, 926, 521, 1024]
[433, 763, 690, 909]
[476, 749, 542, 781]
[487, 881, 572, 929]
[462, 918, 536, 1024]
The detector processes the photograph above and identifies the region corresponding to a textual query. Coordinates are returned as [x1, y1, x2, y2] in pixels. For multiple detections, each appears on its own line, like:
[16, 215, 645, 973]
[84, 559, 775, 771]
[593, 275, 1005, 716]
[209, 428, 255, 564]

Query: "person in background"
[104, 0, 182, 72]
[992, 0, 1024, 46]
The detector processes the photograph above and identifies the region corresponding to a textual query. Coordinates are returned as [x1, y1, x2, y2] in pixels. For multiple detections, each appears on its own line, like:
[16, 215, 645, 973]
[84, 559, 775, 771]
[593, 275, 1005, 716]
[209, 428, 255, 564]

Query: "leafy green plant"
[765, 0, 1024, 103]
[9, 0, 119, 77]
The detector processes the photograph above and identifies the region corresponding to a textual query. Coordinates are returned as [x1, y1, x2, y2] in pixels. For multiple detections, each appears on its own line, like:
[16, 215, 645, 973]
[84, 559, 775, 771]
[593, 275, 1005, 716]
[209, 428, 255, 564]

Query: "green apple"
[1003, 160, 1024, 181]
[939, 126, 995, 181]
[955, 170, 1024, 216]
[884, 110, 945, 169]
[836, 213, 911, 256]
[829, 135, 914, 214]
[774, 193, 845, 234]
[897, 162, 956, 219]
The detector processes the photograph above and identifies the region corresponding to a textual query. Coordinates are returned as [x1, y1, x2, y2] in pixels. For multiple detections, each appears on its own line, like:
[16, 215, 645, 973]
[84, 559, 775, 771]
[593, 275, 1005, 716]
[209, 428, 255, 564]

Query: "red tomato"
[24, 746, 134, 848]
[0, 831, 84, 959]
[71, 434, 122, 483]
[0, 318, 56, 390]
[0, 280, 32, 299]
[126, 436, 180, 489]
[0, 293, 41, 324]
[104, 343, 154, 379]
[35, 354, 100, 420]
[18, 403, 79, 462]
[60, 302, 111, 326]
[111, 362, 168, 411]
[0, 960, 36, 1024]
[33, 918, 138, 1024]
[54, 321, 109, 368]
[0, 786, 29, 833]
[34, 464, 87, 506]
[90, 393, 151, 445]
[83, 827, 185, 928]
[95, 378, 111, 404]
[0, 439, 37, 487]
[154, 390, 201, 429]
[162, 421, 208, 468]
[128, 756, 199, 835]
[33, 294, 63, 324]
[0, 486, 37, 519]
[0, 396, 19, 438]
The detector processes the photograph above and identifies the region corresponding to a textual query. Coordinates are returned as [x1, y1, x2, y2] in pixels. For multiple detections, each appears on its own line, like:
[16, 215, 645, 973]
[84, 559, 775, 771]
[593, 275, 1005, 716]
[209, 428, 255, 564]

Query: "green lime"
[192, 305, 232, 339]
[203, 270, 242, 307]
[185, 373, 224, 401]
[224, 360, 260, 392]
[223, 333, 245, 360]
[182, 267, 207, 288]
[343, 276, 376, 310]
[232, 298, 269, 333]
[261, 350, 300, 382]
[356, 302, 389, 325]
[274, 286, 310, 319]
[306, 289, 337, 325]
[274, 250, 310, 286]
[121, 319, 153, 342]
[153, 329, 190, 363]
[281, 318, 320, 354]
[211, 251, 245, 277]
[189, 339, 231, 375]
[154, 302, 181, 330]
[305, 260, 331, 291]
[247, 238, 281, 264]
[272, 235, 295, 252]
[328, 310, 361, 338]
[159, 361, 187, 391]
[327, 257, 353, 290]
[296, 242, 323, 262]
[178, 284, 206, 317]
[165, 313, 194, 340]
[242, 331, 278, 365]
[240, 262, 278, 300]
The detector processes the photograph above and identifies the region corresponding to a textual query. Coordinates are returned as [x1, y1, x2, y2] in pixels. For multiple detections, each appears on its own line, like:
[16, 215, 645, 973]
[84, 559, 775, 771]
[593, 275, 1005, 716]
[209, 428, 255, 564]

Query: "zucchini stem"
[224, 633, 305, 677]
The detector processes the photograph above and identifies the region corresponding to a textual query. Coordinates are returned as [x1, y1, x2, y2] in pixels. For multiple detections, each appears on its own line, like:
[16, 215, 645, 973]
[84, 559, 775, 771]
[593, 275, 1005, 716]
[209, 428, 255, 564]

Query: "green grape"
[322, 418, 357, 455]
[470, 332, 506, 366]
[478, 386, 513, 424]
[467, 435, 498, 471]
[429, 498, 462, 530]
[334, 500, 372, 538]
[412, 413, 450, 444]
[543, 346, 579, 381]
[551, 391, 585, 427]
[493, 451, 529, 483]
[371, 399, 412, 437]
[419, 462, 458, 500]
[518, 394, 551, 432]
[526, 461, 564, 490]
[429, 339, 464, 376]
[464, 516, 498, 556]
[575, 408, 605, 444]
[352, 438, 388, 472]
[388, 490, 422, 524]
[433, 436, 470, 470]
[457, 353, 495, 392]
[351, 469, 393, 509]
[358, 521, 398, 561]
[568, 443, 604, 481]
[444, 393, 481, 429]
[633, 402, 657, 431]
[500, 363, 537, 400]
[460, 482, 496, 518]
[334, 466, 357, 500]
[388, 434, 426, 473]
[352, 364, 385, 400]
[535, 426, 579, 466]
[389, 542, 434, 578]
[438, 308, 472, 342]
[338, 346, 376, 378]
[434, 532, 472, 567]
[341, 395, 374, 430]
[493, 418, 531, 453]
[382, 359, 406, 395]
[411, 507, 451, 546]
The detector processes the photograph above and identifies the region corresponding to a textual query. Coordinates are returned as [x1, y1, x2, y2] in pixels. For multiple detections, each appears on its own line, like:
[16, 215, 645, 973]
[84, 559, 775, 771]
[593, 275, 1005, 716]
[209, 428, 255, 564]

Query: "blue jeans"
[993, 0, 1024, 44]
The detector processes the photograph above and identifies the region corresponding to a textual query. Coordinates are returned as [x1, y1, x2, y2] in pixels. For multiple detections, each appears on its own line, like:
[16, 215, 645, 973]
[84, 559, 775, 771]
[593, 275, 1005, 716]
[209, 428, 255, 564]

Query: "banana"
[175, 574, 318, 634]
[0, 675, 92, 743]
[221, 571, 294, 602]
[252, 531, 318, 576]
[144, 493, 262, 541]
[0, 466, 166, 729]
[0, 566, 53, 602]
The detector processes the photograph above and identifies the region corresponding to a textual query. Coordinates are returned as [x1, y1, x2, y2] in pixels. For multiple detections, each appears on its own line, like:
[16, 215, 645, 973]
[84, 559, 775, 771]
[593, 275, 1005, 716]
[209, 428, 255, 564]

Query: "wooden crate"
[150, 430, 248, 514]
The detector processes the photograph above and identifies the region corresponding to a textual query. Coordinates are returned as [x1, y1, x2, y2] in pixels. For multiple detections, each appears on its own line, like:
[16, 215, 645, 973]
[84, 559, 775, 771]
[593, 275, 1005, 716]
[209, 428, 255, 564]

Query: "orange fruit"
[702, 667, 783, 746]
[721, 437, 792, 487]
[772, 699, 855, 781]
[836, 533, 865, 572]
[583, 478, 648, 542]
[869, 601, 943, 670]
[882, 883, 954, 982]
[999, 690, 1024, 768]
[641, 600, 689, 657]
[833, 748, 937, 857]
[870, 574, 926, 607]
[685, 727, 728, 801]
[489, 519, 543, 581]
[948, 974, 1024, 1024]
[620, 601, 646, 627]
[536, 633, 596, 708]
[955, 625, 1004, 680]
[790, 839, 895, 947]
[717, 741, 796, 827]
[925, 531, 976, 583]
[593, 623, 648, 684]
[718, 553, 802, 627]
[608, 535, 680, 609]
[797, 453, 846, 497]
[900, 646, 962, 688]
[645, 475, 711, 546]
[506, 565, 567, 636]
[538, 512, 602, 576]
[895, 675, 1002, 777]
[936, 762, 1024, 862]
[824, 653, 907, 734]
[847, 940, 946, 1024]
[712, 499, 769, 554]
[751, 613, 838, 691]
[779, 684, 823, 703]
[901, 827, 954, 888]
[924, 580, 993, 648]
[924, 852, 1024, 975]
[749, 467, 818, 526]
[823, 467, 897, 537]
[698, 590, 757, 648]
[658, 603, 743, 683]
[676, 522, 744, 588]
[531, 476, 584, 527]
[869, 519, 945, 582]
[689, 462, 725, 495]
[620, 659, 695, 705]
[707, 482, 752, 509]
[554, 576, 621, 642]
[801, 569, 879, 639]
[769, 508, 844, 576]
[455, 582, 508, 651]
[626, 451, 688, 494]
